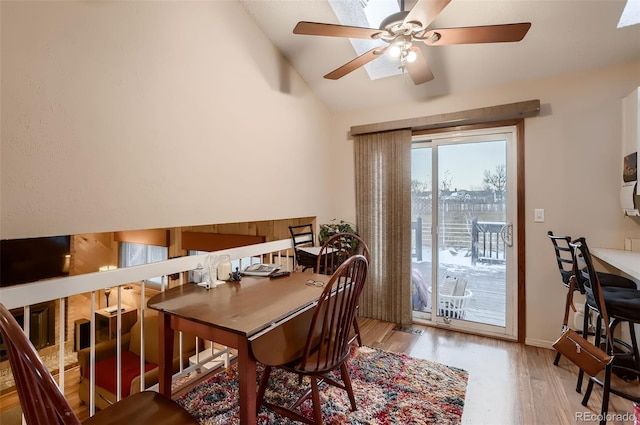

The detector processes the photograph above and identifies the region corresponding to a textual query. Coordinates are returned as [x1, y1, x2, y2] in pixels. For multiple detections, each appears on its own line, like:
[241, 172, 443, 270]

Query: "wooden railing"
[0, 239, 294, 417]
[471, 219, 506, 265]
[411, 220, 472, 258]
[412, 219, 509, 263]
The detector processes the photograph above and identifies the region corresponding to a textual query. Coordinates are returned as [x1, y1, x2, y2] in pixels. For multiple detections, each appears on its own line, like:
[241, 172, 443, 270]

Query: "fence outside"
[412, 194, 506, 257]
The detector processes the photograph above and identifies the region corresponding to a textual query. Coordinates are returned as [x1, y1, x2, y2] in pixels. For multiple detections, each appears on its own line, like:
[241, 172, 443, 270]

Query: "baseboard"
[525, 337, 554, 349]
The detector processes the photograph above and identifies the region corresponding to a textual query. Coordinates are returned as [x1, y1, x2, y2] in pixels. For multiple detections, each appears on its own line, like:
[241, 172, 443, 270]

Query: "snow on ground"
[412, 248, 506, 327]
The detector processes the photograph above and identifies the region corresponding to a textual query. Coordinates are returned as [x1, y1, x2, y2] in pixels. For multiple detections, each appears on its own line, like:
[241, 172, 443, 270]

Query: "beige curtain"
[355, 129, 412, 326]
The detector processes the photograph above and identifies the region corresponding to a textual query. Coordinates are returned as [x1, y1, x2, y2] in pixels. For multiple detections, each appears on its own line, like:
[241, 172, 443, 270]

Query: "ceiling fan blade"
[294, 21, 381, 39]
[405, 46, 434, 85]
[324, 48, 381, 80]
[404, 0, 451, 29]
[423, 22, 532, 45]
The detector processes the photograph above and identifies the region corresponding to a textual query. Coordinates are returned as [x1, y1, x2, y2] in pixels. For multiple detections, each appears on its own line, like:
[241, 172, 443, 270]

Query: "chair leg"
[352, 318, 362, 347]
[553, 351, 561, 366]
[581, 377, 595, 407]
[575, 302, 591, 392]
[582, 313, 601, 408]
[340, 363, 357, 412]
[599, 362, 613, 425]
[256, 366, 272, 411]
[310, 376, 323, 425]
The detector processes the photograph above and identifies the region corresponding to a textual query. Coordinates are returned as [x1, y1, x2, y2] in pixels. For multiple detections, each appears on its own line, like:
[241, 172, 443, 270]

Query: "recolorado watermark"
[575, 411, 635, 422]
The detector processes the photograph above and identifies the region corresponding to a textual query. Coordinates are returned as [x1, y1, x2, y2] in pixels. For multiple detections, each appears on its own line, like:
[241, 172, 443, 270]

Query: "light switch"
[534, 208, 545, 223]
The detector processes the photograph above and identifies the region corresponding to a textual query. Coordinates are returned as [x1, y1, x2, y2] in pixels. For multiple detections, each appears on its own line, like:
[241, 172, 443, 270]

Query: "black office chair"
[548, 231, 637, 392]
[289, 224, 318, 271]
[570, 238, 640, 425]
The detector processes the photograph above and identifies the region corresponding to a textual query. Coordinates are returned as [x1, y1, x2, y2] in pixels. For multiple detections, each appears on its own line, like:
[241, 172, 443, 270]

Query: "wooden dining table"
[147, 271, 327, 425]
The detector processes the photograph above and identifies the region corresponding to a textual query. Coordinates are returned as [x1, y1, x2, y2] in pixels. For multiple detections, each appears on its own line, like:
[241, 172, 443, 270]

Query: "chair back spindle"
[569, 238, 607, 319]
[0, 303, 82, 425]
[0, 302, 200, 425]
[257, 254, 369, 424]
[302, 254, 368, 373]
[547, 231, 583, 292]
[316, 233, 370, 276]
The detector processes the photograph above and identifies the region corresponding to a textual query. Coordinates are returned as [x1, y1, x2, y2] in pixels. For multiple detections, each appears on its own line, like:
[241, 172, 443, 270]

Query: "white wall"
[331, 60, 640, 347]
[1, 1, 335, 239]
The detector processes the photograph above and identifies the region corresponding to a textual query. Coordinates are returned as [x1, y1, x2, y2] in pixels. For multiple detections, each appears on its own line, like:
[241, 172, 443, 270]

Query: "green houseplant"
[318, 220, 358, 245]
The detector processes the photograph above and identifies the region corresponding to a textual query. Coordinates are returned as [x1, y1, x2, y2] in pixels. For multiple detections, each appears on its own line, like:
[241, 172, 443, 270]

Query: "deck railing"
[0, 238, 294, 417]
[471, 219, 506, 265]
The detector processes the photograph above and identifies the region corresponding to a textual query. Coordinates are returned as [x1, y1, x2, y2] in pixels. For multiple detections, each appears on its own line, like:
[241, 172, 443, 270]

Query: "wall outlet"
[624, 238, 640, 252]
[534, 209, 545, 223]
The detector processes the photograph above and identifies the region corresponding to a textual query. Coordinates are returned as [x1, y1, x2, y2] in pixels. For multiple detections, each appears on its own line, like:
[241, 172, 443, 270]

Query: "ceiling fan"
[293, 0, 531, 85]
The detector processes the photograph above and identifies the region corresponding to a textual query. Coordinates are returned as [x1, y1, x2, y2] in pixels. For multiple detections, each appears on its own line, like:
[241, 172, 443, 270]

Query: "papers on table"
[241, 263, 281, 276]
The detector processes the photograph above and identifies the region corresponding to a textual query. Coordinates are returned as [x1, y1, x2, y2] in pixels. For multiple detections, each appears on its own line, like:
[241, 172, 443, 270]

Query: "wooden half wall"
[181, 231, 265, 252]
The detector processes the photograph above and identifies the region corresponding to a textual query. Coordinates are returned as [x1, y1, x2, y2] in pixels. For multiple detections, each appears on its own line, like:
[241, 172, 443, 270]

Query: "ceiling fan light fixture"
[388, 44, 402, 58]
[405, 50, 417, 63]
[388, 36, 413, 61]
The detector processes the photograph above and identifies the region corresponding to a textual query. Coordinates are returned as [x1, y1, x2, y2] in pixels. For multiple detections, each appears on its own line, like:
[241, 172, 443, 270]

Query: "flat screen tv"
[1, 236, 71, 287]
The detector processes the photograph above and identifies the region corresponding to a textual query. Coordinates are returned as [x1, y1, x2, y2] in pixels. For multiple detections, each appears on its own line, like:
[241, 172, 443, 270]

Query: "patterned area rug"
[177, 346, 468, 424]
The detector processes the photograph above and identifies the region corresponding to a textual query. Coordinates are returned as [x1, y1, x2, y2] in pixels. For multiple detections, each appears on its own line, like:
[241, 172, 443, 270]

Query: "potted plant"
[318, 219, 358, 245]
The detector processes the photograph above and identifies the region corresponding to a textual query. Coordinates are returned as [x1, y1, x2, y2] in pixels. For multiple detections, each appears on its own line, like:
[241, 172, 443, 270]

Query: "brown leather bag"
[552, 276, 612, 377]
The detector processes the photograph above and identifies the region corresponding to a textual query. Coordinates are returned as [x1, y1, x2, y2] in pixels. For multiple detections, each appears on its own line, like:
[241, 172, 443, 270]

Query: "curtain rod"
[350, 99, 540, 136]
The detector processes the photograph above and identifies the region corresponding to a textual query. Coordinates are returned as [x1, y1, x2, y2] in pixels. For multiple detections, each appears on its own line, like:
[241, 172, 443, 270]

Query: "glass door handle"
[500, 223, 513, 247]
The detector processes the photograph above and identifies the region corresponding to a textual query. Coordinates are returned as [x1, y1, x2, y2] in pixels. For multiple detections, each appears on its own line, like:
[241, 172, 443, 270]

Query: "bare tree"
[483, 165, 506, 194]
[411, 179, 425, 193]
[440, 170, 452, 192]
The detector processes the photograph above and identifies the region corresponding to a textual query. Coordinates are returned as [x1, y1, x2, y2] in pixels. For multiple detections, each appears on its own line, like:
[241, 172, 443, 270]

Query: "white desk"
[591, 248, 640, 281]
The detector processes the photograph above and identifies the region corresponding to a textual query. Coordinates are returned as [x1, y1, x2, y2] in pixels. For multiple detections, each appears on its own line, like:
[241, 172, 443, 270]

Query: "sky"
[411, 140, 506, 192]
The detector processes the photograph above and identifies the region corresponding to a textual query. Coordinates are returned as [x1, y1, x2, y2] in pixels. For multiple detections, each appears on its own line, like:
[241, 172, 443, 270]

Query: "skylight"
[618, 0, 640, 28]
[328, 0, 407, 80]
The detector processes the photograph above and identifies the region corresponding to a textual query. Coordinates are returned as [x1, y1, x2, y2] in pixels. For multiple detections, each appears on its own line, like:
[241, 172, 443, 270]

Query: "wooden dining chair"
[256, 254, 369, 424]
[316, 232, 370, 346]
[316, 232, 370, 275]
[0, 303, 199, 425]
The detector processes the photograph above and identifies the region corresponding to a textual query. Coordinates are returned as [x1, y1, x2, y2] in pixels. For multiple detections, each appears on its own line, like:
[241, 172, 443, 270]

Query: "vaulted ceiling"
[240, 0, 640, 111]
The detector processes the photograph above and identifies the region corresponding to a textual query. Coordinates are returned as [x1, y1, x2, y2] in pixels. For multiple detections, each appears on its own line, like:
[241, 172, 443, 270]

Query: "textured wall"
[1, 1, 335, 239]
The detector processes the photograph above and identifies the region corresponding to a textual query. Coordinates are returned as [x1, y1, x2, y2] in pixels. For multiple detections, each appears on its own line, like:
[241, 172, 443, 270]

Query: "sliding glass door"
[411, 126, 518, 339]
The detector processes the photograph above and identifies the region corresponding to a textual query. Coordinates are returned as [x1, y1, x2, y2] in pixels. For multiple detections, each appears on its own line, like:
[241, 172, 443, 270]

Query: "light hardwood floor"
[357, 319, 637, 425]
[1, 318, 638, 424]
